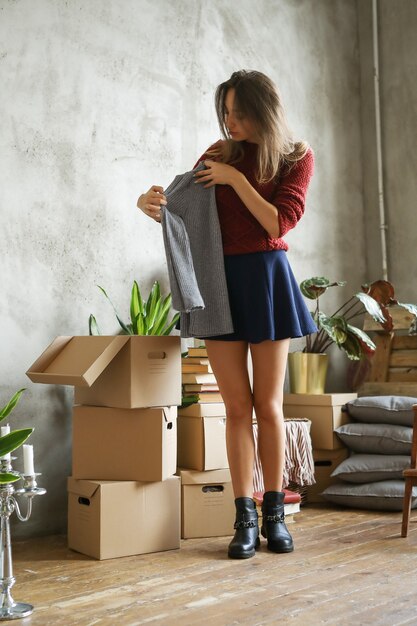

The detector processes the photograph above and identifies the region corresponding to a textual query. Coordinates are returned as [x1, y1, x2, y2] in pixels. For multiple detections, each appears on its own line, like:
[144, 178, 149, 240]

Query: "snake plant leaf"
[0, 472, 22, 484]
[130, 281, 144, 333]
[151, 294, 173, 335]
[151, 307, 170, 336]
[146, 282, 161, 321]
[88, 314, 101, 336]
[0, 428, 33, 457]
[0, 389, 26, 422]
[162, 312, 180, 336]
[133, 312, 146, 336]
[98, 285, 131, 334]
[147, 299, 162, 333]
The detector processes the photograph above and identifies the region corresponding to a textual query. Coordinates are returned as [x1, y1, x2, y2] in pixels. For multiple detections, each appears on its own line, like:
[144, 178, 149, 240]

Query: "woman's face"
[224, 88, 257, 143]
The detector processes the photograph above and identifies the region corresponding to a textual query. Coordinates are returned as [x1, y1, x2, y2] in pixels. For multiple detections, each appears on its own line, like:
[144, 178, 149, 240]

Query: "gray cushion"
[322, 480, 417, 511]
[346, 396, 417, 426]
[331, 453, 410, 483]
[335, 422, 412, 454]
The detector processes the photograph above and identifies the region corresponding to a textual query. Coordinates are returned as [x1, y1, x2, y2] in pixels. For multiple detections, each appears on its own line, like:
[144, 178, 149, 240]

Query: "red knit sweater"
[195, 141, 314, 255]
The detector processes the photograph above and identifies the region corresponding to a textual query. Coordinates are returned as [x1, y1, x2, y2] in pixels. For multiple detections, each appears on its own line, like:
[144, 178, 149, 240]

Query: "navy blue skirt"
[201, 250, 317, 343]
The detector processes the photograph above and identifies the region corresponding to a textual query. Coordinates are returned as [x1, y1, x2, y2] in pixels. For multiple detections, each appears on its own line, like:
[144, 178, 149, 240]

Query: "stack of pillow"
[322, 396, 417, 511]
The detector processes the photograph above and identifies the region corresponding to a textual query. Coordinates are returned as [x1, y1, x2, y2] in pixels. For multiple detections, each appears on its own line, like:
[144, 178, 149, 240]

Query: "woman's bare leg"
[250, 339, 290, 491]
[204, 340, 254, 498]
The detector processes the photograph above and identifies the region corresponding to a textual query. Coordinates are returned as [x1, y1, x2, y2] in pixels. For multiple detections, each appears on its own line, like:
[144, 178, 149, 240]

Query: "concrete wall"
[358, 0, 417, 299]
[0, 0, 375, 537]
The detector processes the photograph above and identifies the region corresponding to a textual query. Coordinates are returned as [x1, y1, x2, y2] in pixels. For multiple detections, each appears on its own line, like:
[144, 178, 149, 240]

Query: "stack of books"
[253, 489, 302, 523]
[181, 346, 223, 405]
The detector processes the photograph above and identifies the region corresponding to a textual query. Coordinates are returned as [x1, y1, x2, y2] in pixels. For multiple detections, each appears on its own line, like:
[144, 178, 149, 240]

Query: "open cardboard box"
[178, 468, 235, 539]
[72, 406, 177, 482]
[67, 475, 180, 560]
[177, 413, 228, 471]
[26, 335, 181, 408]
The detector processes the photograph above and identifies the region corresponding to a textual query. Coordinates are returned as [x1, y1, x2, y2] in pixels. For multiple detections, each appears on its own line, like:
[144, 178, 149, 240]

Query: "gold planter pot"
[287, 352, 328, 394]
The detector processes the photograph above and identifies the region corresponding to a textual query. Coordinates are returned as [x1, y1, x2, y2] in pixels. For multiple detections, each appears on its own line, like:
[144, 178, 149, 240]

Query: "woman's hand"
[136, 186, 166, 223]
[194, 160, 241, 188]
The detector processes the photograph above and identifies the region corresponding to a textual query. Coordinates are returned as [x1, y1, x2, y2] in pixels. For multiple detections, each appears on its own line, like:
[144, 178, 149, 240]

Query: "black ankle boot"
[228, 497, 260, 559]
[261, 491, 294, 553]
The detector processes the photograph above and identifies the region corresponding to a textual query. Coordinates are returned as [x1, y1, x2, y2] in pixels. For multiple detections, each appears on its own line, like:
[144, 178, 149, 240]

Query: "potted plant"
[0, 389, 33, 483]
[288, 277, 417, 394]
[88, 280, 180, 336]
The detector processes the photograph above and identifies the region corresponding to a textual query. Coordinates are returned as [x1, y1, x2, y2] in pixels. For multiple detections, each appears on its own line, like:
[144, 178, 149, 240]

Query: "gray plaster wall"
[358, 0, 417, 299]
[0, 0, 392, 538]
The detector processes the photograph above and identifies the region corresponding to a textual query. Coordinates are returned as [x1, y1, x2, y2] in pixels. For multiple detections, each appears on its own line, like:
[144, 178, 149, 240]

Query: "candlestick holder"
[0, 460, 46, 620]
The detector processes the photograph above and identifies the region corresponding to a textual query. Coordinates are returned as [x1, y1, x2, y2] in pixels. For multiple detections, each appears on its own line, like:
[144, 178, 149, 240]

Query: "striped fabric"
[252, 419, 315, 493]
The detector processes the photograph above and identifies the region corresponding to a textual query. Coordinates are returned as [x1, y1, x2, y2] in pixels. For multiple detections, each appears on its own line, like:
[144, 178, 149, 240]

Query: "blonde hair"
[210, 70, 308, 183]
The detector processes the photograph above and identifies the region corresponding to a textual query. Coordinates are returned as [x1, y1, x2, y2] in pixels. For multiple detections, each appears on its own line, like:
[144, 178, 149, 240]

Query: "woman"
[137, 70, 316, 559]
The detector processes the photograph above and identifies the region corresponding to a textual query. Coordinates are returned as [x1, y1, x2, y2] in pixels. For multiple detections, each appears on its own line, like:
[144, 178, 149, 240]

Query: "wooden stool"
[401, 404, 417, 537]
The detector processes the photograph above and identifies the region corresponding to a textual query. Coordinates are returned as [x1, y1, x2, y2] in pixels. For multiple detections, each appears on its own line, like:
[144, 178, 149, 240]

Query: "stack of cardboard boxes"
[27, 335, 182, 559]
[177, 346, 236, 539]
[283, 392, 357, 502]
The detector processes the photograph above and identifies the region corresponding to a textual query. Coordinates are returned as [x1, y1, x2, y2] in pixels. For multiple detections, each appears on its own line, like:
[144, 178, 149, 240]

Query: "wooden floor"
[10, 504, 417, 626]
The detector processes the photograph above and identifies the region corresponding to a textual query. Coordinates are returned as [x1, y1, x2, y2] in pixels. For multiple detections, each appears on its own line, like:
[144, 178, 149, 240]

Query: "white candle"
[23, 444, 35, 475]
[0, 424, 11, 461]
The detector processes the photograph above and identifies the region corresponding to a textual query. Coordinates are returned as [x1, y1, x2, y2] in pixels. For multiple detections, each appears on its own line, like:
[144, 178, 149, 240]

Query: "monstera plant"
[300, 277, 417, 360]
[0, 389, 33, 483]
[89, 280, 180, 336]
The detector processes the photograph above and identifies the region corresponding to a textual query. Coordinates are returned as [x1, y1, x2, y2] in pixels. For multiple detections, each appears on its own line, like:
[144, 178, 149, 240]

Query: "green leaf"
[162, 312, 180, 336]
[0, 472, 22, 484]
[151, 294, 172, 335]
[88, 314, 101, 336]
[0, 389, 25, 422]
[146, 282, 160, 315]
[0, 428, 33, 457]
[347, 325, 376, 353]
[180, 395, 199, 408]
[300, 277, 346, 300]
[354, 292, 386, 324]
[339, 334, 363, 361]
[130, 281, 144, 333]
[98, 285, 131, 334]
[318, 313, 348, 345]
[151, 307, 170, 336]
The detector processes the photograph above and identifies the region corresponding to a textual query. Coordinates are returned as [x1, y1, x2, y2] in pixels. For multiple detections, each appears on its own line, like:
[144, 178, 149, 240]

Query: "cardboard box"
[283, 393, 357, 450]
[26, 335, 181, 408]
[67, 475, 180, 560]
[178, 402, 226, 417]
[179, 468, 235, 539]
[307, 448, 349, 503]
[72, 406, 177, 482]
[177, 414, 228, 471]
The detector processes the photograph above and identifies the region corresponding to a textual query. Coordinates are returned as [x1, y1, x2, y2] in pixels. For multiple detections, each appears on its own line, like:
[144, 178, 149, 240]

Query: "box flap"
[179, 468, 231, 485]
[162, 406, 177, 422]
[283, 393, 357, 407]
[67, 476, 102, 498]
[26, 336, 129, 387]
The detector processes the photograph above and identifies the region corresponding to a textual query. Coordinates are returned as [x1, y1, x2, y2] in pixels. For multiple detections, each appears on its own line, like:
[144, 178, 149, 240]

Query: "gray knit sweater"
[161, 163, 234, 338]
